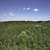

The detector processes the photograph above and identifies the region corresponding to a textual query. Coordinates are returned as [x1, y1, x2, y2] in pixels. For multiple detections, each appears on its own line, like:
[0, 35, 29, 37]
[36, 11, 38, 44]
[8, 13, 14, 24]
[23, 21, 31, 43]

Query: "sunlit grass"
[0, 21, 50, 50]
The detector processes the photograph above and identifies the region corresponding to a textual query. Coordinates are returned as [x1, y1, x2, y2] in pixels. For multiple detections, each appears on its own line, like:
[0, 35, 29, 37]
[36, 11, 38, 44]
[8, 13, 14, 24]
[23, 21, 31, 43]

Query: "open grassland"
[0, 21, 50, 50]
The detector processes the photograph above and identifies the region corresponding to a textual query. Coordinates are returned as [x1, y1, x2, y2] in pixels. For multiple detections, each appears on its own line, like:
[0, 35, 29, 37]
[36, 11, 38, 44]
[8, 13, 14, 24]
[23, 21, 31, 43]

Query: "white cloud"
[23, 8, 39, 11]
[33, 8, 39, 12]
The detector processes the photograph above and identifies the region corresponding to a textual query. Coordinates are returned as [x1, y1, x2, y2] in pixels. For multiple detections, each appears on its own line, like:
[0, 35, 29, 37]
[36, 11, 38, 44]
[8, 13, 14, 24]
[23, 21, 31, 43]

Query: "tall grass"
[0, 21, 50, 50]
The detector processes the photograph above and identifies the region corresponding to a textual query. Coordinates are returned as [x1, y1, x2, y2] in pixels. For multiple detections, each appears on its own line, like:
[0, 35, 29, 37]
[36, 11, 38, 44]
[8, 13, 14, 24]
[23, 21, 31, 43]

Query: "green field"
[0, 21, 50, 50]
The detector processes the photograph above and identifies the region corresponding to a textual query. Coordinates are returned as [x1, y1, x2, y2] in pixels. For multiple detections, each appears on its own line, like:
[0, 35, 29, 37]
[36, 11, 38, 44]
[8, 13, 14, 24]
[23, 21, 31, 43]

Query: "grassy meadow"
[0, 21, 50, 50]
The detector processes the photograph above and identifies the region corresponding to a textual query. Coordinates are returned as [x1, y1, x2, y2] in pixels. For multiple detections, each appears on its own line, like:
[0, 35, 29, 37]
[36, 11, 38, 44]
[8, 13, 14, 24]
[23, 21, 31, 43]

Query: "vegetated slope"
[0, 21, 50, 50]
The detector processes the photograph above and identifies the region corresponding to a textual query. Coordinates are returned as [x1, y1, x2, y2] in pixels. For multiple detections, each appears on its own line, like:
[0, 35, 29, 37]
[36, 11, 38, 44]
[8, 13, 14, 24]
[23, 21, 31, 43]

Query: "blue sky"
[0, 0, 50, 21]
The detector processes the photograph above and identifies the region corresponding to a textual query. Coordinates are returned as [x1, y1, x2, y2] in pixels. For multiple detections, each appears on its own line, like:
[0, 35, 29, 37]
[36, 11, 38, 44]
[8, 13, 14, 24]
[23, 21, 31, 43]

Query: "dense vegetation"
[0, 21, 50, 50]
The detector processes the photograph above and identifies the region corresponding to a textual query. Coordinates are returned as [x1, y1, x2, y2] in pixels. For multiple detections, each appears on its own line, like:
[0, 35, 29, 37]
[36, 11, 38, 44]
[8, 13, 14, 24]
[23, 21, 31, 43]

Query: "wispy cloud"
[23, 8, 30, 10]
[23, 8, 26, 10]
[9, 12, 15, 17]
[26, 8, 30, 10]
[3, 12, 15, 17]
[0, 12, 17, 21]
